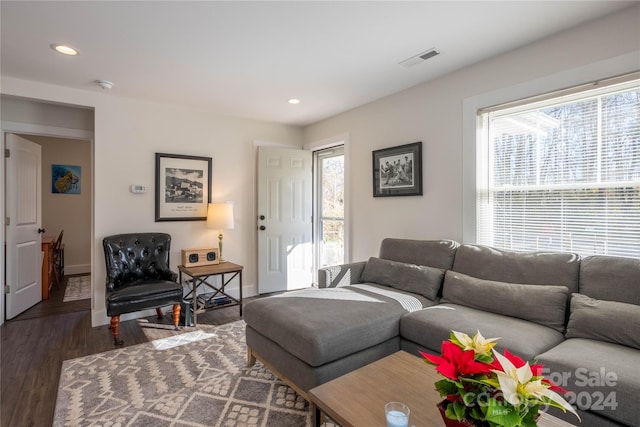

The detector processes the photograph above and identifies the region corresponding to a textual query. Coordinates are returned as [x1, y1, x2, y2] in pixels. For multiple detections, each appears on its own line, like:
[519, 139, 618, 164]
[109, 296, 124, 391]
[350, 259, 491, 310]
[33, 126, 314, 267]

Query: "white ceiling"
[1, 1, 635, 126]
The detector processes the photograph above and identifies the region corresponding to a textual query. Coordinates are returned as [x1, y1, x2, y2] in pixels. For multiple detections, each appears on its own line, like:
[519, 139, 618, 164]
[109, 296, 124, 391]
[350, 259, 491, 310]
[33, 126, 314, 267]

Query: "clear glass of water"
[385, 401, 410, 427]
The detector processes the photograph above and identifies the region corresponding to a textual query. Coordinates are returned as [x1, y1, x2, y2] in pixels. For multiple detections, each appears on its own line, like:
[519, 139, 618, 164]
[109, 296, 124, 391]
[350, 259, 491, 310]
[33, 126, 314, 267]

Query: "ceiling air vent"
[399, 48, 440, 68]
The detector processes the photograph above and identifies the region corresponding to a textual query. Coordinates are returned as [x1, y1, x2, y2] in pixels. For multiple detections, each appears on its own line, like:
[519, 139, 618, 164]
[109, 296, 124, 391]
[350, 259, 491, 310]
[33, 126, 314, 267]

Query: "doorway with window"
[256, 144, 346, 292]
[313, 146, 345, 271]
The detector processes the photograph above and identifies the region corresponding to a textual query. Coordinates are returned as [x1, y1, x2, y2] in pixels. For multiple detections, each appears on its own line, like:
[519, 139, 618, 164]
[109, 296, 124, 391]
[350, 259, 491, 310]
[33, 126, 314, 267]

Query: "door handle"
[37, 228, 46, 234]
[259, 226, 266, 231]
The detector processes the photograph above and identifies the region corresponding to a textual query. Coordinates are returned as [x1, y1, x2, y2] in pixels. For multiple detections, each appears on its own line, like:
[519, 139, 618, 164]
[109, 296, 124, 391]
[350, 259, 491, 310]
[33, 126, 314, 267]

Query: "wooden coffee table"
[308, 351, 575, 427]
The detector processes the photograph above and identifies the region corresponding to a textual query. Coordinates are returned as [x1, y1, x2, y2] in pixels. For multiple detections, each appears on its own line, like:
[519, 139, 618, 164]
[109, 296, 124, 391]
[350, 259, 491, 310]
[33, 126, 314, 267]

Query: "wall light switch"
[130, 184, 147, 194]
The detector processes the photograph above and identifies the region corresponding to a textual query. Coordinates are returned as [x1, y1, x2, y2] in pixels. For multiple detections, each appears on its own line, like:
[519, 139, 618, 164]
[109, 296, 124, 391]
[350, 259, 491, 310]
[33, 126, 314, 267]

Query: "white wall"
[1, 95, 94, 130]
[303, 5, 640, 263]
[1, 79, 302, 326]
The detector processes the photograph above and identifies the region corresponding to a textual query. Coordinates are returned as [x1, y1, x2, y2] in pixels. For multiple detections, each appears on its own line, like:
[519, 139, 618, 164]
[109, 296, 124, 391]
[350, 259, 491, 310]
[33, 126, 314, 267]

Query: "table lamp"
[207, 202, 235, 262]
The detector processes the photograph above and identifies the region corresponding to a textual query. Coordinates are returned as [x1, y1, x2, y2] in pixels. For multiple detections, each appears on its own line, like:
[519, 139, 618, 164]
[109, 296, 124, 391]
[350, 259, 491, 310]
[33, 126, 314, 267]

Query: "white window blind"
[477, 77, 640, 257]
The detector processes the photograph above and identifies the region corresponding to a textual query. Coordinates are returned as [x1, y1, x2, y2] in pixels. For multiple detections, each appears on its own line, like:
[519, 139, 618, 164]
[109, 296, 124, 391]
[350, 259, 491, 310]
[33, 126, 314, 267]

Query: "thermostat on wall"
[130, 184, 147, 194]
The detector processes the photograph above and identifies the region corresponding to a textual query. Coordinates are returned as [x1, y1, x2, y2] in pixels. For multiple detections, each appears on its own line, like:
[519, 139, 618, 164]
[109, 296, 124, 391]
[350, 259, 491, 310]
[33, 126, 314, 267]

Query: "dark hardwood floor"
[0, 275, 246, 427]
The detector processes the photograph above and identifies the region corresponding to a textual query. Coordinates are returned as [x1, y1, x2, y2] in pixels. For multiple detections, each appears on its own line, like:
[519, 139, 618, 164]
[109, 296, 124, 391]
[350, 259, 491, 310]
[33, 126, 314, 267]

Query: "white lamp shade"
[207, 202, 235, 230]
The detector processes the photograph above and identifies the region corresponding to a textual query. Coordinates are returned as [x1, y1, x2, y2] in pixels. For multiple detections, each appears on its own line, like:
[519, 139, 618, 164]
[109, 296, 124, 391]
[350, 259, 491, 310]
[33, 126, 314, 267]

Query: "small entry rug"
[63, 274, 91, 302]
[53, 320, 336, 427]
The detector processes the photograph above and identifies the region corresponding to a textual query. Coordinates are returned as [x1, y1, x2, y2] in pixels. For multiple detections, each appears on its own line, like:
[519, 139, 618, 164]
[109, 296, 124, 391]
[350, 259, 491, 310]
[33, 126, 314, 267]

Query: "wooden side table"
[178, 262, 243, 326]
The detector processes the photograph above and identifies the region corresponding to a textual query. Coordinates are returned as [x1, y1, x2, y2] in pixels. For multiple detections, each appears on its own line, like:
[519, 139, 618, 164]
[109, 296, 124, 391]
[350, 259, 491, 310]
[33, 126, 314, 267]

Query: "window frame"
[462, 53, 640, 245]
[313, 145, 346, 270]
[476, 76, 639, 257]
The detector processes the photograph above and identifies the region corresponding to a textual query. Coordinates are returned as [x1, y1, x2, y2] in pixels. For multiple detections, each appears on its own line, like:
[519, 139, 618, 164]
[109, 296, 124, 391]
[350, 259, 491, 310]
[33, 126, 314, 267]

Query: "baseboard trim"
[65, 264, 91, 275]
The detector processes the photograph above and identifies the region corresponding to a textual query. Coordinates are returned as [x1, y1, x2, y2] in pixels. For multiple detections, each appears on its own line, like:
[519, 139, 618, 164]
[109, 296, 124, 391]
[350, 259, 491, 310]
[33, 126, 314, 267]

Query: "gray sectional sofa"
[244, 238, 640, 427]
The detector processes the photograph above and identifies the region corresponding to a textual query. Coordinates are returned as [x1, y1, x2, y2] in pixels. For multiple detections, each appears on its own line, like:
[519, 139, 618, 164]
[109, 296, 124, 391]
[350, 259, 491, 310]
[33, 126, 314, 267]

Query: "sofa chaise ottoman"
[243, 239, 458, 397]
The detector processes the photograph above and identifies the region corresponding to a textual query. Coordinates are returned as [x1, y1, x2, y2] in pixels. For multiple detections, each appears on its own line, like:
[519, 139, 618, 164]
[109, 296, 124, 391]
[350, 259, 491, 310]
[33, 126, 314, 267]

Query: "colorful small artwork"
[52, 164, 81, 194]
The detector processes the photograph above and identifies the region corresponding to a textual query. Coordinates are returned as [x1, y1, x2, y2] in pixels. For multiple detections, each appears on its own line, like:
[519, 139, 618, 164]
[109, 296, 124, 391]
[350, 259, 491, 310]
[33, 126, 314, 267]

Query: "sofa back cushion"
[566, 293, 640, 350]
[379, 238, 458, 270]
[452, 244, 580, 294]
[579, 255, 640, 305]
[360, 257, 444, 301]
[441, 271, 569, 332]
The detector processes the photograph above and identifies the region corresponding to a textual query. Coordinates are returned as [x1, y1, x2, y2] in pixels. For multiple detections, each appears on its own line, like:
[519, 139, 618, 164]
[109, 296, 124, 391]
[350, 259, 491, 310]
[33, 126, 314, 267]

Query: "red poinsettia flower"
[420, 342, 493, 381]
[491, 349, 525, 369]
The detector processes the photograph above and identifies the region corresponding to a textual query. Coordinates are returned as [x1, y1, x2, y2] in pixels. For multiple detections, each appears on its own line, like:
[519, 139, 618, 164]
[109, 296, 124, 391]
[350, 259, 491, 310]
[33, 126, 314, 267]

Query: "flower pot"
[436, 400, 477, 427]
[436, 400, 542, 427]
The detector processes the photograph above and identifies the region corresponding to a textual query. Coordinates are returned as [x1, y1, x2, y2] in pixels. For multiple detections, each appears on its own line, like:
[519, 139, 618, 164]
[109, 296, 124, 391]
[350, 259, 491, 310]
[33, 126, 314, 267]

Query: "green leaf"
[434, 379, 458, 396]
[484, 398, 522, 427]
[462, 391, 477, 406]
[521, 406, 539, 427]
[475, 353, 494, 364]
[470, 404, 486, 421]
[453, 400, 468, 420]
[444, 400, 469, 421]
[445, 403, 461, 421]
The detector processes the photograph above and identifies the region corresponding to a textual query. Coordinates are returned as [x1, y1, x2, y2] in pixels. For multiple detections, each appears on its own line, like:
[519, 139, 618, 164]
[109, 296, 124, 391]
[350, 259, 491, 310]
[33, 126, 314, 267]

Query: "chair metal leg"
[110, 315, 124, 346]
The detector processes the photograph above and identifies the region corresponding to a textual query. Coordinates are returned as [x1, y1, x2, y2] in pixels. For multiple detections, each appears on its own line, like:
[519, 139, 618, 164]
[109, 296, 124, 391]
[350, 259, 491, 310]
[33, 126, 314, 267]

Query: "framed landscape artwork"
[155, 153, 212, 221]
[372, 141, 423, 197]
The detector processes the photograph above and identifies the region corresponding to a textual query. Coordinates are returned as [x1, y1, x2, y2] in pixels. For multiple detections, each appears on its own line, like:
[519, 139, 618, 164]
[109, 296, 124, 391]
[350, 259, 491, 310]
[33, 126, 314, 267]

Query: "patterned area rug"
[53, 320, 336, 427]
[63, 275, 91, 302]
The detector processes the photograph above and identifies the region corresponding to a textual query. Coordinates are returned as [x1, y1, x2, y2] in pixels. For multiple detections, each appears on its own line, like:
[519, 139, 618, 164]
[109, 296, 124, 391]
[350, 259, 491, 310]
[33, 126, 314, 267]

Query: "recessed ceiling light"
[50, 43, 79, 56]
[288, 98, 301, 105]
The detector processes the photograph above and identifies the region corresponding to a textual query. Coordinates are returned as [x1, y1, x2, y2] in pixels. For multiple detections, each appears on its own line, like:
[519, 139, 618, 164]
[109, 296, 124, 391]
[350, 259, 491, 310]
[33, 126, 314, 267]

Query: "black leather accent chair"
[103, 233, 182, 345]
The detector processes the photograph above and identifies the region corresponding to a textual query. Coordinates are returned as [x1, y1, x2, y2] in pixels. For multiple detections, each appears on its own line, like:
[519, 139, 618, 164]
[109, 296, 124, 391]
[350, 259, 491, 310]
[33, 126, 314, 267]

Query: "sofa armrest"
[318, 261, 367, 288]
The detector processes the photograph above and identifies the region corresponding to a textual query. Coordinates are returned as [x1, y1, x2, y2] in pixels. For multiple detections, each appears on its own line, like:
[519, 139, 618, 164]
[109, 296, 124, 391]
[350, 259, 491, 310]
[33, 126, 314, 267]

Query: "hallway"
[10, 274, 90, 321]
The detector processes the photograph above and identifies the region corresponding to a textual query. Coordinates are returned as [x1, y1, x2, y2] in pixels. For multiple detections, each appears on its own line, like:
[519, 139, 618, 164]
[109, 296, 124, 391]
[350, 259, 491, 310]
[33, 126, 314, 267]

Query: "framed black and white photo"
[372, 141, 422, 197]
[155, 153, 212, 221]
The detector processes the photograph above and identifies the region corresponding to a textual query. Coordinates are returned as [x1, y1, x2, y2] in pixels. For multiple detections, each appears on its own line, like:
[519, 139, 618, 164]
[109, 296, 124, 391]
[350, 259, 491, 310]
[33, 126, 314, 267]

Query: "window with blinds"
[477, 77, 640, 257]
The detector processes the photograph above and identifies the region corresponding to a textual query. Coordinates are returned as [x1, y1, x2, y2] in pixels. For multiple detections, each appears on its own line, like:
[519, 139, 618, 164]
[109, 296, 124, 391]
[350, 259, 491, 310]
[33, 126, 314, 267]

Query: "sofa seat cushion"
[246, 325, 400, 393]
[400, 304, 565, 361]
[244, 284, 434, 367]
[536, 338, 640, 427]
[440, 271, 569, 332]
[106, 279, 183, 316]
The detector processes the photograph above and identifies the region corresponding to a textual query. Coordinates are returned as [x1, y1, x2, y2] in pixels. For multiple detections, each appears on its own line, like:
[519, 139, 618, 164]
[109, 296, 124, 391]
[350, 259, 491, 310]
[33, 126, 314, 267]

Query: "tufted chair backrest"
[103, 233, 176, 292]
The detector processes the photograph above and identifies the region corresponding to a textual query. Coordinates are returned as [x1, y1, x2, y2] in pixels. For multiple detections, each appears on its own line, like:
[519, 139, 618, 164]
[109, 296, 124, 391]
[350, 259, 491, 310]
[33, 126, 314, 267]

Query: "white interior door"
[257, 147, 312, 294]
[5, 134, 42, 319]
